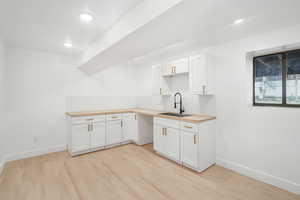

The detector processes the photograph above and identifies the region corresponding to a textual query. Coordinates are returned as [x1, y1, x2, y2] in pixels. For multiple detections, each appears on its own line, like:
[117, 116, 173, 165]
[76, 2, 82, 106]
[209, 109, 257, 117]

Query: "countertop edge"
[65, 108, 216, 123]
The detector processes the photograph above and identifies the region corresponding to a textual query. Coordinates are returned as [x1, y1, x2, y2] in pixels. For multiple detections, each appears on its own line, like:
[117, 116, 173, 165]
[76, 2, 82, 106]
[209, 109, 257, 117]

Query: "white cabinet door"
[162, 64, 173, 76]
[165, 127, 180, 161]
[181, 131, 198, 168]
[153, 124, 165, 153]
[107, 120, 122, 145]
[152, 65, 170, 96]
[152, 65, 163, 96]
[90, 121, 106, 149]
[171, 58, 189, 74]
[189, 54, 215, 95]
[71, 123, 90, 153]
[122, 114, 138, 142]
[189, 55, 207, 95]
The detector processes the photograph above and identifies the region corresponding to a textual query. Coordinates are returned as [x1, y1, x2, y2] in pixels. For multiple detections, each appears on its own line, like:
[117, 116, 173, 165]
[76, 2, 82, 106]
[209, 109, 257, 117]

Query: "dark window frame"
[253, 48, 300, 108]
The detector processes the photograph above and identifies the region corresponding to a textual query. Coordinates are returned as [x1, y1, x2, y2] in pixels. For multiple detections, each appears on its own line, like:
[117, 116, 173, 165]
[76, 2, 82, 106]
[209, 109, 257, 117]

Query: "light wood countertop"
[66, 108, 216, 123]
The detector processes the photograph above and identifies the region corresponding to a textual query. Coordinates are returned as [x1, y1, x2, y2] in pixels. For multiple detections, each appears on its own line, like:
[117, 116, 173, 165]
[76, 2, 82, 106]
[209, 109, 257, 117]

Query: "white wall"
[204, 24, 300, 194]
[133, 24, 300, 194]
[3, 47, 137, 161]
[0, 41, 6, 167]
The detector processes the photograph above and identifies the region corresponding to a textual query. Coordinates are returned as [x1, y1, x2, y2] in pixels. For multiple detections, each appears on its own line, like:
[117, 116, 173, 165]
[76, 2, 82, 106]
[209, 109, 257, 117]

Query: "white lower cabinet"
[153, 124, 166, 155]
[69, 115, 107, 155]
[68, 113, 137, 156]
[90, 121, 106, 150]
[181, 130, 198, 169]
[164, 127, 180, 161]
[71, 123, 90, 154]
[153, 120, 180, 162]
[122, 113, 138, 143]
[106, 119, 122, 146]
[153, 117, 215, 172]
[68, 113, 215, 172]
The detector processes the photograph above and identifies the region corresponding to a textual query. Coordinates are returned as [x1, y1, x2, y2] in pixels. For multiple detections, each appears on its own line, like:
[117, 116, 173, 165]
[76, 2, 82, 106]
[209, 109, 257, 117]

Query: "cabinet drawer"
[71, 115, 105, 125]
[154, 117, 180, 129]
[181, 122, 198, 133]
[107, 114, 122, 121]
[122, 113, 136, 120]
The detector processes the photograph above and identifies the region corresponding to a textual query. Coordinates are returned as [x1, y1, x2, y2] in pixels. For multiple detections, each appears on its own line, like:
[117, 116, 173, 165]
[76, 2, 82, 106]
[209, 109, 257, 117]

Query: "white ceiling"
[0, 0, 141, 54]
[81, 0, 300, 72]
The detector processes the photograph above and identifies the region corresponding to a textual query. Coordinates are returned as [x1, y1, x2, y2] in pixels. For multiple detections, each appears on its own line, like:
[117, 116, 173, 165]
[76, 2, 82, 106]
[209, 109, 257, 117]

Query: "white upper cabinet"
[152, 65, 170, 96]
[163, 58, 189, 76]
[189, 54, 215, 95]
[162, 64, 174, 77]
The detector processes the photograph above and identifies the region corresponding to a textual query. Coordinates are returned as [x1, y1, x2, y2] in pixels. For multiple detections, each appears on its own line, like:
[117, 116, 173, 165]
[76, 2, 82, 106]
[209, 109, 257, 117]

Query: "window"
[253, 49, 300, 107]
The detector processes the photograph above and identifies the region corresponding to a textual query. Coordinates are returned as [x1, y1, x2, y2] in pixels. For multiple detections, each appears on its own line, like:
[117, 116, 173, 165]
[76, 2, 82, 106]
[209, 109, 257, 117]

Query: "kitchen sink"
[159, 112, 192, 117]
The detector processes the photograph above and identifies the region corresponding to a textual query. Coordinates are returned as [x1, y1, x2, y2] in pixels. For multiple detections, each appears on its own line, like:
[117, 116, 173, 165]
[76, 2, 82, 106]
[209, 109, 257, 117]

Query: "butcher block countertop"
[66, 108, 216, 123]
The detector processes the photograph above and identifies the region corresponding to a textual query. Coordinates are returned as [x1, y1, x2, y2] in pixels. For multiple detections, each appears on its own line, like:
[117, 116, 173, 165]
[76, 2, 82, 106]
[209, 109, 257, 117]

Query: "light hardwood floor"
[0, 144, 299, 200]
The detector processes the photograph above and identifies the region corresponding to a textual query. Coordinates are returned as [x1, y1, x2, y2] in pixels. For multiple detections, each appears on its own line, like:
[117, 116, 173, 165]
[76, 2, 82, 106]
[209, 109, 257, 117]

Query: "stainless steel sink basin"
[159, 112, 192, 117]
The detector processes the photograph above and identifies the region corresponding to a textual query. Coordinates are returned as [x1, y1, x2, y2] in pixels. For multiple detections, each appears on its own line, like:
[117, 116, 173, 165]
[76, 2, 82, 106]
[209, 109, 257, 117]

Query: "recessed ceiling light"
[64, 41, 72, 48]
[80, 13, 93, 23]
[233, 18, 244, 25]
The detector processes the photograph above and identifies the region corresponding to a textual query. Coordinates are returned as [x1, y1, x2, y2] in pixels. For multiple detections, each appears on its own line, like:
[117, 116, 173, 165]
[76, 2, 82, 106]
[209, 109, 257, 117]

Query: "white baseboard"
[4, 145, 67, 162]
[216, 157, 300, 195]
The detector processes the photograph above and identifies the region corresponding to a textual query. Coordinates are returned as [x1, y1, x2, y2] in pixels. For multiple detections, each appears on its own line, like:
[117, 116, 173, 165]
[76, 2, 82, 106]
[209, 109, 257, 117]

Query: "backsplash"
[66, 95, 215, 116]
[66, 96, 136, 112]
[136, 94, 216, 116]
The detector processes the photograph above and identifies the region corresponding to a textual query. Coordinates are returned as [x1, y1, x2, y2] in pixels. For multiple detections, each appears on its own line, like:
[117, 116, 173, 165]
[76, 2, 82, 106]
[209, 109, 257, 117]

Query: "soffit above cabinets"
[78, 0, 300, 74]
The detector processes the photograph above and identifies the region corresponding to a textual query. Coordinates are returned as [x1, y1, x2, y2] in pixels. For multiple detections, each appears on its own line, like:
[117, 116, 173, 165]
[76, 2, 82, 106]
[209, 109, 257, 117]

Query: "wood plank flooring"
[0, 144, 299, 200]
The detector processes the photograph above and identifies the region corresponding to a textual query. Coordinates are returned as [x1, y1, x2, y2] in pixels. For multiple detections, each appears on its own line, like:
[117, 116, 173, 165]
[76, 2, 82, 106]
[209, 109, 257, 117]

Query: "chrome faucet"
[174, 92, 184, 115]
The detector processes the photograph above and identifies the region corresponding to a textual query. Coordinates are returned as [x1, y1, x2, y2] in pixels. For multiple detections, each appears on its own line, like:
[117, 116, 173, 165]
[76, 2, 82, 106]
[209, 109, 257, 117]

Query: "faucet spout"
[174, 92, 184, 115]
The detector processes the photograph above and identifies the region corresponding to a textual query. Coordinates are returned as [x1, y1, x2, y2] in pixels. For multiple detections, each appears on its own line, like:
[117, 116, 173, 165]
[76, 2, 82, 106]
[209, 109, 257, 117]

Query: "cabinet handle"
[121, 121, 123, 127]
[165, 128, 167, 136]
[88, 124, 90, 132]
[184, 126, 193, 129]
[202, 85, 206, 95]
[194, 135, 197, 144]
[160, 88, 162, 95]
[112, 116, 119, 119]
[174, 66, 176, 74]
[91, 123, 93, 131]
